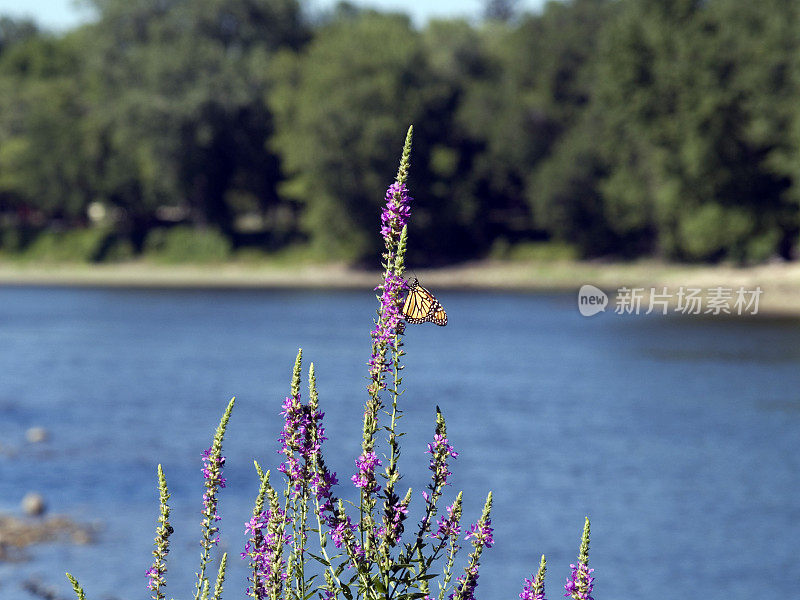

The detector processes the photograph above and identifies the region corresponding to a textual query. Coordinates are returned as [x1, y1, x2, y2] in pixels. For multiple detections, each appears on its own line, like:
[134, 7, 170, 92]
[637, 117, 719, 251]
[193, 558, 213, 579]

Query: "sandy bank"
[0, 259, 798, 316]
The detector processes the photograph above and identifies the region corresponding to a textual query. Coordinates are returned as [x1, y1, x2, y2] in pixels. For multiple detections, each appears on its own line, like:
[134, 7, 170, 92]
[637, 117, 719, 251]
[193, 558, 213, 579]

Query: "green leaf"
[307, 553, 331, 567]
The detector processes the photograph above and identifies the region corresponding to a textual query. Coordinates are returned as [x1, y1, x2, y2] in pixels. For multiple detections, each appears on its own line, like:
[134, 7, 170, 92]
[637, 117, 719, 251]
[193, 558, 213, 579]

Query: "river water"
[1, 286, 798, 599]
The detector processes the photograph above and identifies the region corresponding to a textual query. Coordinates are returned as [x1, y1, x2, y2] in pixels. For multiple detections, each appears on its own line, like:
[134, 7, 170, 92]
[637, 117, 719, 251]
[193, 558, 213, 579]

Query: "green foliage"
[143, 226, 232, 263]
[0, 16, 38, 54]
[490, 239, 579, 262]
[1, 0, 800, 265]
[269, 11, 429, 262]
[585, 0, 798, 262]
[0, 32, 91, 220]
[22, 228, 112, 263]
[101, 236, 136, 262]
[67, 0, 308, 244]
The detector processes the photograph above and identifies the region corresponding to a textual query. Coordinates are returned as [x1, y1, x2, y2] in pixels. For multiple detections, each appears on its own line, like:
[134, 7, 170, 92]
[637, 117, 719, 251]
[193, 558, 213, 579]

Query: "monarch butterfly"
[401, 278, 447, 326]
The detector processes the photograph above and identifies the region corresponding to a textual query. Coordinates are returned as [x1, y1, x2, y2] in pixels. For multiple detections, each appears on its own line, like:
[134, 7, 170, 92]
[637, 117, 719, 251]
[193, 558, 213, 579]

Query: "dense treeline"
[0, 0, 798, 265]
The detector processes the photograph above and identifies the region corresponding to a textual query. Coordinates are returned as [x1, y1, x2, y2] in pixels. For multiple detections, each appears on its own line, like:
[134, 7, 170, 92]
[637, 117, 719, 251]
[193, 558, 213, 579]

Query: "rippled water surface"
[1, 286, 798, 600]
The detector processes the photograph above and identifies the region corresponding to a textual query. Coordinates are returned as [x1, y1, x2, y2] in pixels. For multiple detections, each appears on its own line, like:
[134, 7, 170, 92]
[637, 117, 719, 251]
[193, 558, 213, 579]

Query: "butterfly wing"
[428, 301, 448, 326]
[402, 279, 447, 326]
[402, 282, 435, 323]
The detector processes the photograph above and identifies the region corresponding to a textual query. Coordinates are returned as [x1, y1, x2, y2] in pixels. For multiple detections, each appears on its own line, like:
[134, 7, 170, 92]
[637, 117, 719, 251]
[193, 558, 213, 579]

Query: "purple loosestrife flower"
[277, 393, 326, 497]
[311, 468, 338, 515]
[431, 500, 461, 540]
[380, 493, 410, 546]
[324, 506, 366, 569]
[145, 567, 160, 594]
[380, 181, 412, 248]
[521, 555, 547, 600]
[368, 273, 408, 389]
[521, 577, 546, 600]
[565, 518, 593, 600]
[563, 564, 594, 600]
[146, 465, 172, 600]
[417, 408, 458, 540]
[194, 398, 234, 600]
[351, 451, 381, 493]
[427, 432, 458, 486]
[329, 517, 352, 548]
[450, 493, 492, 600]
[371, 274, 408, 348]
[201, 446, 226, 545]
[243, 508, 290, 599]
[360, 132, 414, 563]
[328, 510, 367, 566]
[279, 357, 368, 569]
[369, 157, 413, 389]
[464, 519, 494, 549]
[450, 564, 479, 600]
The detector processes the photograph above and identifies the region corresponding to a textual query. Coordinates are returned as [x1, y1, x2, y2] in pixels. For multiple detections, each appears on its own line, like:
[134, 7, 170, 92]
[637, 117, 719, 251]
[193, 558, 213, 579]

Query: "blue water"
[1, 286, 798, 600]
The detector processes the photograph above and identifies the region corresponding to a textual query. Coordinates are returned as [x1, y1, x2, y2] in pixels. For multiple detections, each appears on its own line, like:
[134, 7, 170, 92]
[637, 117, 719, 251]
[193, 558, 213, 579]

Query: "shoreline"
[1, 259, 799, 316]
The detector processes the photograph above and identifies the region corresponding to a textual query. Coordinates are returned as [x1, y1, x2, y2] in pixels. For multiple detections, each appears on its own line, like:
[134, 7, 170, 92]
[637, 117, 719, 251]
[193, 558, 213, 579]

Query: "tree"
[0, 30, 92, 223]
[452, 0, 612, 252]
[0, 16, 38, 55]
[80, 0, 308, 247]
[590, 0, 798, 261]
[269, 10, 434, 261]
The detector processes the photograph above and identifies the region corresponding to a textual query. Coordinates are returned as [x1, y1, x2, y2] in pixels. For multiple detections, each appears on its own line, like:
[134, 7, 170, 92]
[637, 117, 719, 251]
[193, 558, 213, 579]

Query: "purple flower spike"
[351, 451, 381, 493]
[380, 181, 412, 245]
[465, 519, 494, 549]
[427, 432, 458, 487]
[242, 508, 290, 600]
[277, 393, 329, 498]
[369, 274, 408, 381]
[450, 564, 479, 600]
[200, 446, 226, 547]
[145, 567, 159, 593]
[521, 555, 547, 600]
[431, 501, 461, 540]
[380, 496, 410, 546]
[564, 563, 594, 600]
[521, 576, 546, 600]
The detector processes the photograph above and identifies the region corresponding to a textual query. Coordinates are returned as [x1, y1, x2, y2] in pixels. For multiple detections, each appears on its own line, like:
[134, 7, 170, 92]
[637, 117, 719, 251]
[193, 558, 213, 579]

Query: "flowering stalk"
[398, 408, 459, 588]
[361, 126, 414, 563]
[243, 465, 290, 600]
[421, 408, 458, 533]
[521, 555, 547, 600]
[278, 350, 317, 600]
[212, 553, 228, 600]
[277, 353, 370, 597]
[451, 493, 493, 600]
[146, 464, 173, 600]
[65, 573, 86, 600]
[433, 492, 463, 600]
[378, 230, 411, 570]
[564, 518, 594, 600]
[306, 363, 358, 589]
[244, 505, 289, 599]
[379, 485, 411, 557]
[194, 397, 234, 600]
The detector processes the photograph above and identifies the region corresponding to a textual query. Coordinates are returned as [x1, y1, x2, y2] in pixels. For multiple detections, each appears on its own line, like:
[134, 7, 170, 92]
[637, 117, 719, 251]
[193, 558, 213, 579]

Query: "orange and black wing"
[402, 278, 447, 326]
[427, 299, 448, 326]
